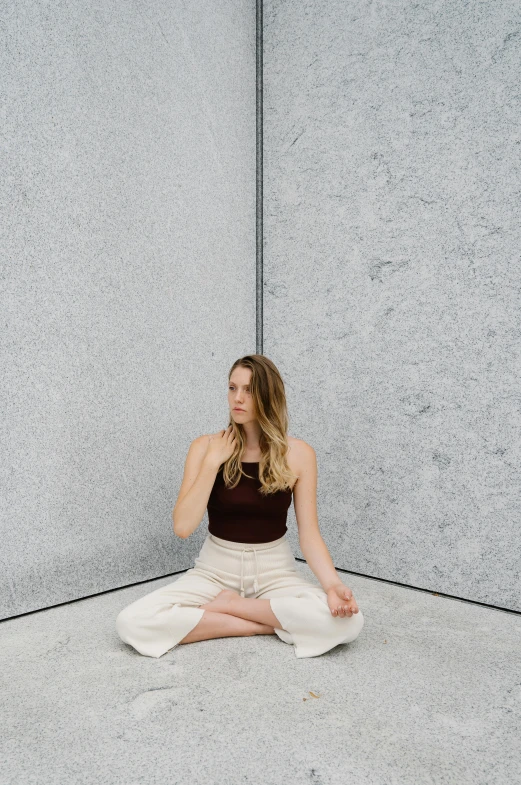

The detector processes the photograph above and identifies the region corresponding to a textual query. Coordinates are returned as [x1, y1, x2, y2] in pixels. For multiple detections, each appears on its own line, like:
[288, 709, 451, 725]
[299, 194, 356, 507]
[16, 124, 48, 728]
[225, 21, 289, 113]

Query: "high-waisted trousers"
[115, 532, 365, 659]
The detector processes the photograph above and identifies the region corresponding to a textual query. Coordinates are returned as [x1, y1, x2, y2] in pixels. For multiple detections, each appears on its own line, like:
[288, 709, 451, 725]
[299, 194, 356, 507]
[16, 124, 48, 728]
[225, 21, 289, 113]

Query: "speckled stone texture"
[263, 0, 521, 610]
[1, 0, 256, 618]
[2, 566, 520, 784]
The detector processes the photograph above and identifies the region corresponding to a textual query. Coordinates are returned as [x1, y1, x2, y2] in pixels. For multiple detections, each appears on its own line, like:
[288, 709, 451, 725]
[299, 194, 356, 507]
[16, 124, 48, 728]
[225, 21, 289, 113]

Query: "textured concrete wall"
[1, 0, 255, 618]
[264, 1, 521, 610]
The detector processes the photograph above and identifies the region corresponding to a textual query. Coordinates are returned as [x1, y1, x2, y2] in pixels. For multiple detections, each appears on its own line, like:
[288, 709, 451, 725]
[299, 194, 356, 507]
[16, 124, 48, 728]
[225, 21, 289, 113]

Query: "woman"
[116, 355, 364, 658]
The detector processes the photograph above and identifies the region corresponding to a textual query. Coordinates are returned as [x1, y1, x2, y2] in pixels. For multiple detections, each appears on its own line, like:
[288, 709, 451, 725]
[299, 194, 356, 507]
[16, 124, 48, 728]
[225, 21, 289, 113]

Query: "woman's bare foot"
[200, 589, 241, 614]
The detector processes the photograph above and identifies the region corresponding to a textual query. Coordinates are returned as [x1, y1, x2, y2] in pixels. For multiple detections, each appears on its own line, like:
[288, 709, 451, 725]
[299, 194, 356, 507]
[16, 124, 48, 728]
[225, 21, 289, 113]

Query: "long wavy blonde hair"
[220, 355, 299, 496]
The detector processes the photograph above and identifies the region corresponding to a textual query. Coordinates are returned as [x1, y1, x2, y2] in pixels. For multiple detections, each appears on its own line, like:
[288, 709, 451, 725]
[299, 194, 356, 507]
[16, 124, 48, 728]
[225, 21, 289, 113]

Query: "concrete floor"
[1, 563, 520, 785]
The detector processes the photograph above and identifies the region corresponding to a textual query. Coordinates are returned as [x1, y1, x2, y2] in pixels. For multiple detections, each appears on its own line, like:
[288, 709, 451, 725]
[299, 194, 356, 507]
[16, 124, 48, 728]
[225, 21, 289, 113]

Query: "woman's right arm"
[172, 435, 221, 539]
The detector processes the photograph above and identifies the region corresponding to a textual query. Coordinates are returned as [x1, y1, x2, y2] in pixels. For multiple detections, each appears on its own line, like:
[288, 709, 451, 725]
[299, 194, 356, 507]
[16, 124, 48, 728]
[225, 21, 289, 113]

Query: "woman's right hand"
[204, 425, 237, 467]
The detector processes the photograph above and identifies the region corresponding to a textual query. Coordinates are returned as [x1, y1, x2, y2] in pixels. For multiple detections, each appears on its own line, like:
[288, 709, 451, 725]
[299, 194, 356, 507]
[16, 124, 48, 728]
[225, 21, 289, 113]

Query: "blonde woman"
[116, 355, 364, 658]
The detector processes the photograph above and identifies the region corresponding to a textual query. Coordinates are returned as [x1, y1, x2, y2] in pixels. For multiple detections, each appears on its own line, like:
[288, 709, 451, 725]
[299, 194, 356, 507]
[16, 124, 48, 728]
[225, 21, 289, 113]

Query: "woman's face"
[228, 369, 255, 422]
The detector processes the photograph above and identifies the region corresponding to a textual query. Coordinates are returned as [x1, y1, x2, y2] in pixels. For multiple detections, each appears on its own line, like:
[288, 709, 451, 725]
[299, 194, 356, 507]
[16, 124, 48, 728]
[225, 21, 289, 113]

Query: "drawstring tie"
[239, 547, 260, 597]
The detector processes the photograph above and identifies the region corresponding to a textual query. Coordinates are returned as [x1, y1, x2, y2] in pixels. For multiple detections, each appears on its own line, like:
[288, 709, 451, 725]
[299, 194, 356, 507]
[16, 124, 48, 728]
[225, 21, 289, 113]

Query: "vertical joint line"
[256, 0, 263, 355]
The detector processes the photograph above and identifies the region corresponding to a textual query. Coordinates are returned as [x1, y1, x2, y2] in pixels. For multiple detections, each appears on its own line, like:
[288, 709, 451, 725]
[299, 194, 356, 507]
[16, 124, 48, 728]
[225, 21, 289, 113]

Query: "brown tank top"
[207, 462, 293, 544]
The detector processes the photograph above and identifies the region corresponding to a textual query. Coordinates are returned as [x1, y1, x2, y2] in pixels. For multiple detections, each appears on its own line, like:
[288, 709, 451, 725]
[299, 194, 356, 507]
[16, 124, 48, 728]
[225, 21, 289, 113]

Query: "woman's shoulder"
[288, 435, 313, 453]
[196, 430, 222, 443]
[287, 436, 315, 476]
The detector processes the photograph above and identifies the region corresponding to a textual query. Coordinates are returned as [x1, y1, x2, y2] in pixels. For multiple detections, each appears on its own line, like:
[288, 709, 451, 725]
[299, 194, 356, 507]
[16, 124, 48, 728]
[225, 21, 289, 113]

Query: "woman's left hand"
[326, 583, 359, 617]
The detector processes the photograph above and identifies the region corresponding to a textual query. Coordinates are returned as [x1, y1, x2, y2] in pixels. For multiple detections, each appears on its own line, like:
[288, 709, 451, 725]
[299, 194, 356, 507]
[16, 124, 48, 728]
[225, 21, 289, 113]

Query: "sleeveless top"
[207, 462, 293, 544]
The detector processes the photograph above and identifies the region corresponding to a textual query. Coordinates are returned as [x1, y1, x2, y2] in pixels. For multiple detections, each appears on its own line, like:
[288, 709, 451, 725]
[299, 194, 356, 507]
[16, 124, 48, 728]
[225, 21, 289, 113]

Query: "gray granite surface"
[2, 563, 519, 785]
[263, 0, 521, 610]
[1, 0, 256, 618]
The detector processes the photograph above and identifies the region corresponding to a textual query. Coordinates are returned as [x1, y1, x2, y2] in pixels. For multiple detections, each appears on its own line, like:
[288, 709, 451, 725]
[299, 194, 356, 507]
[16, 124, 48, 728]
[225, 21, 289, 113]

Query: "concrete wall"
[264, 0, 521, 610]
[1, 0, 256, 618]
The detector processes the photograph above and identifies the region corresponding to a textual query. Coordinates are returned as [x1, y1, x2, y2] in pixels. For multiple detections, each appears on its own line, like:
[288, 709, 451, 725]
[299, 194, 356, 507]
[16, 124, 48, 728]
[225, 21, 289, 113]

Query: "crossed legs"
[178, 589, 281, 645]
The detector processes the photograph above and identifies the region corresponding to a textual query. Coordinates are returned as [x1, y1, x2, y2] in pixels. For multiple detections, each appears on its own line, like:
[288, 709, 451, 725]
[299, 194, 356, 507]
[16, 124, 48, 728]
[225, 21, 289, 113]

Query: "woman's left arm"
[293, 442, 360, 618]
[301, 536, 359, 617]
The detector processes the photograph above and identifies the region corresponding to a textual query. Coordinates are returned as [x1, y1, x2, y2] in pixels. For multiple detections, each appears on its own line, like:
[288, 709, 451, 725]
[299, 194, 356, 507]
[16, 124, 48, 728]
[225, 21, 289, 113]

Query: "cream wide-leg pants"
[116, 532, 364, 659]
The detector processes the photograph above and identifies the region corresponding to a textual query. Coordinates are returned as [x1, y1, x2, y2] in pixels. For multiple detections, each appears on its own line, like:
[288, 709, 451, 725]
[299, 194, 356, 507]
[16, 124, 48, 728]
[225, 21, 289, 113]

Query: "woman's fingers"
[333, 601, 358, 617]
[328, 585, 359, 617]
